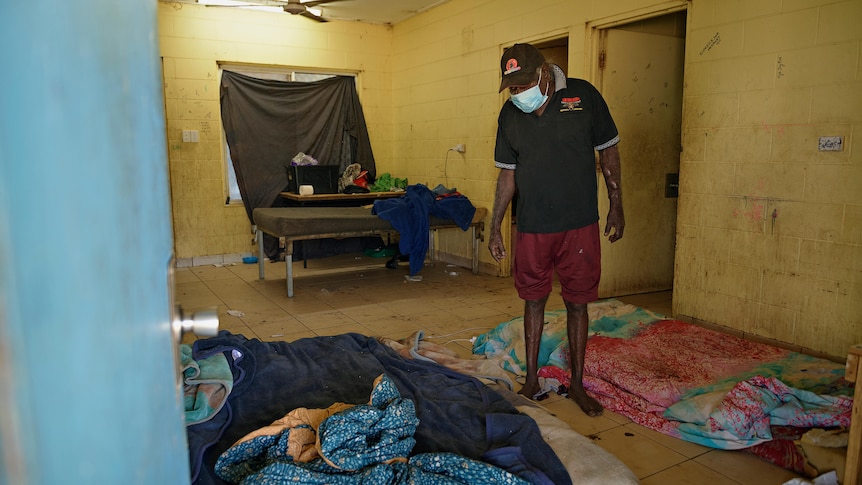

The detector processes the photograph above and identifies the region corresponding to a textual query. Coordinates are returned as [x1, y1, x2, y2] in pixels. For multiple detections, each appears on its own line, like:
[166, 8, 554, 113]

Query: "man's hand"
[598, 145, 624, 243]
[488, 169, 516, 261]
[604, 206, 624, 243]
[488, 231, 507, 262]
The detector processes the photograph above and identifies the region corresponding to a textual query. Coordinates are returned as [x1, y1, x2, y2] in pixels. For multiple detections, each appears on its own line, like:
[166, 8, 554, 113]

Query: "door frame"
[585, 2, 689, 85]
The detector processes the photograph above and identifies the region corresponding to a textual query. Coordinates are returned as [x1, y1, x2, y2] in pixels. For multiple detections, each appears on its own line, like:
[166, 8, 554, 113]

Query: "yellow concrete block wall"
[157, 3, 392, 261]
[675, 0, 862, 358]
[391, 0, 859, 357]
[390, 0, 654, 275]
[157, 0, 860, 357]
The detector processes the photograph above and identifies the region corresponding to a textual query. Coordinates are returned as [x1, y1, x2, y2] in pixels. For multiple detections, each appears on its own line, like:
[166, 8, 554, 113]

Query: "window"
[218, 65, 342, 204]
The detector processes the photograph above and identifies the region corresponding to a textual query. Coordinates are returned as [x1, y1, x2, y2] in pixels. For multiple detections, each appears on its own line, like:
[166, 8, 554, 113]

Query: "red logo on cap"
[504, 58, 521, 75]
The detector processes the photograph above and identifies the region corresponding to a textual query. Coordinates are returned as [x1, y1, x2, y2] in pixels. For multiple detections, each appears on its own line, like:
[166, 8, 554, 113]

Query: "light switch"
[182, 129, 199, 143]
[818, 136, 843, 151]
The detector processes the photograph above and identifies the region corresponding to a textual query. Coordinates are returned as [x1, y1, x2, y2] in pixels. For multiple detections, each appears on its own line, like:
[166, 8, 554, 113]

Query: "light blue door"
[0, 1, 190, 484]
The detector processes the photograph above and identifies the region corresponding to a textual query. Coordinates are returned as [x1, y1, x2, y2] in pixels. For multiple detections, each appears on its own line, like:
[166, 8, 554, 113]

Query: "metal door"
[0, 1, 191, 483]
[597, 13, 686, 296]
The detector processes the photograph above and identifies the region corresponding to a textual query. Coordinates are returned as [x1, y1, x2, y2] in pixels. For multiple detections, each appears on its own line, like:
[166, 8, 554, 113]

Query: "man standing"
[489, 43, 624, 416]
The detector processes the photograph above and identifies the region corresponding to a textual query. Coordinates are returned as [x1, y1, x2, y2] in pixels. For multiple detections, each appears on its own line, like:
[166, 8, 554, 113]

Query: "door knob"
[168, 260, 222, 404]
[173, 306, 219, 339]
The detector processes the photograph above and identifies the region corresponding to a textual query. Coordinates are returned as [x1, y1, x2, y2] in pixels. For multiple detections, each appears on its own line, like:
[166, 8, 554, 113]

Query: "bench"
[253, 206, 487, 297]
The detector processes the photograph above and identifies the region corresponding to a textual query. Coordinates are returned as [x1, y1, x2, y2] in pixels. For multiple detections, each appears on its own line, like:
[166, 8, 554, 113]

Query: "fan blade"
[203, 1, 286, 8]
[299, 9, 327, 22]
[301, 0, 351, 8]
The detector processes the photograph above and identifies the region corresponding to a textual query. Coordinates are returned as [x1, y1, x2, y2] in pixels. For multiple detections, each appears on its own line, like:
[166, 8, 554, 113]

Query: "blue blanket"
[372, 184, 476, 276]
[187, 332, 569, 485]
[214, 374, 530, 484]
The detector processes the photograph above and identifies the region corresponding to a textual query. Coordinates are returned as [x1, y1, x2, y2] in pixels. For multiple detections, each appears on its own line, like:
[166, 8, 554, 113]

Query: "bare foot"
[518, 380, 541, 400]
[568, 386, 603, 416]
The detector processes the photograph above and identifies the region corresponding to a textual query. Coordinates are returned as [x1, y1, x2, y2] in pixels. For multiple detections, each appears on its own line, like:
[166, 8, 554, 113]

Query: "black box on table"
[285, 165, 339, 194]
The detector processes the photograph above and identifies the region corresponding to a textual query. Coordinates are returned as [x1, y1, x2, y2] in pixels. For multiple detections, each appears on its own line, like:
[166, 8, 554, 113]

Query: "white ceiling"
[171, 0, 451, 25]
[310, 0, 449, 24]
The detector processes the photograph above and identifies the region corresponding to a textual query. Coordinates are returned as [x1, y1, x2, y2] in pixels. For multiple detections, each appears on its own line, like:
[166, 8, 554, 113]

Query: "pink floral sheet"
[472, 299, 853, 474]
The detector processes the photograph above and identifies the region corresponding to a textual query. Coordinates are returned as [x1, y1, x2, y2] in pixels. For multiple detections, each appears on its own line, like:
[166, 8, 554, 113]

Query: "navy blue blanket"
[187, 332, 570, 485]
[372, 184, 476, 276]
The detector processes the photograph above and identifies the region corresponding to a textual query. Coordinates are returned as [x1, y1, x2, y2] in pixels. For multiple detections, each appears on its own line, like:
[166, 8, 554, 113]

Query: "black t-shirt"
[495, 77, 619, 233]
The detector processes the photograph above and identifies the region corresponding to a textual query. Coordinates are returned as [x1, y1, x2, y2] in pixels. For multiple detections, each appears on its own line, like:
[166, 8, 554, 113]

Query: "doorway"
[595, 10, 686, 297]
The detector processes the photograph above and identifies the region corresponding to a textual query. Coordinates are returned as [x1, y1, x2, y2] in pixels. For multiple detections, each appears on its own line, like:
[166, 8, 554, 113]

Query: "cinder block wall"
[675, 0, 861, 358]
[158, 0, 861, 358]
[390, 0, 861, 358]
[157, 3, 393, 262]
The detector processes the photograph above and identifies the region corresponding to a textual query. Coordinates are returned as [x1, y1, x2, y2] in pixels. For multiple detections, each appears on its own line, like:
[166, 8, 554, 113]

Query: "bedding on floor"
[471, 299, 854, 476]
[181, 344, 235, 426]
[377, 332, 638, 484]
[213, 374, 532, 484]
[185, 331, 572, 485]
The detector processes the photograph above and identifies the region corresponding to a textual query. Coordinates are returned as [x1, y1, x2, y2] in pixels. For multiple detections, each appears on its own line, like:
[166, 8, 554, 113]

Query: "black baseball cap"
[499, 43, 545, 92]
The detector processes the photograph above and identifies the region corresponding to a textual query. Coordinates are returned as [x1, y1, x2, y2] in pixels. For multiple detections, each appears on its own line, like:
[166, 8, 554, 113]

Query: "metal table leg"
[286, 240, 294, 298]
[472, 225, 479, 274]
[257, 228, 265, 280]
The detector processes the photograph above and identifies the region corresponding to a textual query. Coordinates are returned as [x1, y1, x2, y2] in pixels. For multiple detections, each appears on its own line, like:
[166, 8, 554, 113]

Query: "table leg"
[257, 229, 265, 280]
[428, 230, 435, 262]
[471, 225, 479, 274]
[286, 240, 294, 298]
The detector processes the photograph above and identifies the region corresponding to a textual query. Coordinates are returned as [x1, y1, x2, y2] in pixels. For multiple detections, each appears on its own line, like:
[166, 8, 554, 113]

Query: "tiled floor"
[176, 252, 803, 484]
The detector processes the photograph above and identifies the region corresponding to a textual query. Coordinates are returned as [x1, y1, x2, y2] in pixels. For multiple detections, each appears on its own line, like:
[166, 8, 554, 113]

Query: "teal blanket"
[181, 344, 234, 426]
[473, 299, 852, 454]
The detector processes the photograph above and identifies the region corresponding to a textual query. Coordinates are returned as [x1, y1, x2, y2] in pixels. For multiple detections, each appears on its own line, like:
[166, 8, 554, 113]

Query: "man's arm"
[598, 144, 624, 242]
[488, 168, 516, 261]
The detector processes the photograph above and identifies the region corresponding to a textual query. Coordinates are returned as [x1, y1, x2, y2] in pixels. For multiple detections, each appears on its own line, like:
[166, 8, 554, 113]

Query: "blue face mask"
[510, 71, 548, 113]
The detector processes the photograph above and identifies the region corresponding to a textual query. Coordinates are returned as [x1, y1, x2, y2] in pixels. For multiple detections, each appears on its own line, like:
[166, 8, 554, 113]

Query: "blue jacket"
[372, 184, 476, 276]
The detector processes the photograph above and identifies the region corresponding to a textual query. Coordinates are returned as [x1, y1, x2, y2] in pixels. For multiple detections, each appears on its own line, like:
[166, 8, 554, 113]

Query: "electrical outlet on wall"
[182, 129, 199, 143]
[451, 143, 466, 153]
[818, 136, 843, 151]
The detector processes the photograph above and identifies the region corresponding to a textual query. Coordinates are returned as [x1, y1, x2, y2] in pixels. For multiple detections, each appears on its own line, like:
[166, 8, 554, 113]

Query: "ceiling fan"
[201, 0, 350, 22]
[280, 0, 349, 22]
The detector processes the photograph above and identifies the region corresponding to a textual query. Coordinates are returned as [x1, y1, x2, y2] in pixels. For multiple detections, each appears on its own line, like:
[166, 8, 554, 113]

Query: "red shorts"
[513, 223, 601, 304]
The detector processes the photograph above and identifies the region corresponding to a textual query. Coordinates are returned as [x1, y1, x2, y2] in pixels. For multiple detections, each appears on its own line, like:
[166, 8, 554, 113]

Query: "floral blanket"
[215, 374, 529, 485]
[472, 299, 853, 474]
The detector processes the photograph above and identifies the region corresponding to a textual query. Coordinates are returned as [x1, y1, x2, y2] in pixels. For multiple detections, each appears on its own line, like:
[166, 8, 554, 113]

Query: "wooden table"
[278, 191, 406, 266]
[279, 191, 403, 205]
[253, 206, 487, 297]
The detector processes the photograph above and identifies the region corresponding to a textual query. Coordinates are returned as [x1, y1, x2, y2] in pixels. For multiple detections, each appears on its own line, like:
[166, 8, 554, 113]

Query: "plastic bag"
[291, 152, 318, 166]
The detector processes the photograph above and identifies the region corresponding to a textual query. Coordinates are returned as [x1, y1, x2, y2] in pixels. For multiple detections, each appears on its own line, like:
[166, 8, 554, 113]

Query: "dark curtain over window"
[220, 70, 376, 221]
[220, 70, 377, 260]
